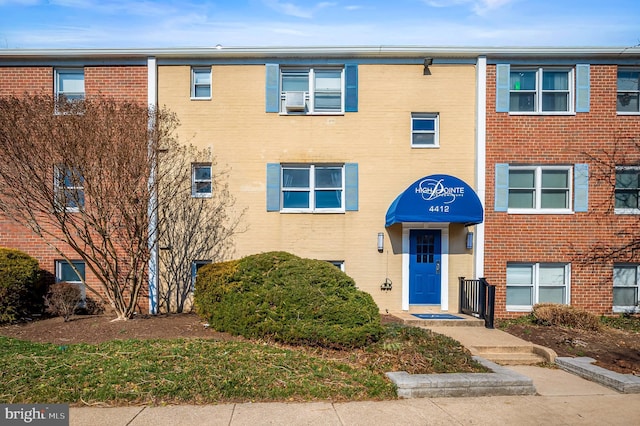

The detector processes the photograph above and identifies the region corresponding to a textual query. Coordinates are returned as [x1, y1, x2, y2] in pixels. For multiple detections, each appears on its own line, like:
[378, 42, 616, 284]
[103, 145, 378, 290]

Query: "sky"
[0, 0, 639, 49]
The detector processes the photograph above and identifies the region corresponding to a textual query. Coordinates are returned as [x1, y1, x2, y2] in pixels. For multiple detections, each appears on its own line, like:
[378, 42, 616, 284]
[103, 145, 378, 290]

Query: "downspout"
[475, 56, 487, 279]
[147, 56, 159, 315]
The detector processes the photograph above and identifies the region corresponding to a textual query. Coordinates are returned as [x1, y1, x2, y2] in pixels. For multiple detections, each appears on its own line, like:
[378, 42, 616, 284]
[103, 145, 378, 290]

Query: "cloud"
[423, 0, 514, 15]
[262, 0, 337, 19]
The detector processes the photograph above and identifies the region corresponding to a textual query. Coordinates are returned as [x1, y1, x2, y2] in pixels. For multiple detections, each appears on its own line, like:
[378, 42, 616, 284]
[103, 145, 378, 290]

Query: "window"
[54, 165, 84, 212]
[510, 68, 572, 113]
[280, 67, 343, 114]
[191, 67, 211, 99]
[613, 264, 640, 312]
[506, 263, 570, 311]
[411, 113, 439, 147]
[192, 164, 212, 198]
[615, 167, 640, 213]
[55, 68, 85, 103]
[508, 166, 571, 212]
[191, 260, 212, 290]
[617, 69, 640, 113]
[327, 260, 345, 272]
[281, 164, 344, 212]
[55, 259, 86, 301]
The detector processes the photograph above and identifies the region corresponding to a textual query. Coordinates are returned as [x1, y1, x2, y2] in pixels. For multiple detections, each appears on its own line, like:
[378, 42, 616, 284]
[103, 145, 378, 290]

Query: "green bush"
[0, 247, 43, 323]
[195, 251, 384, 349]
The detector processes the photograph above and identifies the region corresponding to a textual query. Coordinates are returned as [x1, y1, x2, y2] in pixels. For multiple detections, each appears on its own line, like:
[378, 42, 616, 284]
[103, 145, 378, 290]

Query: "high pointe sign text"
[415, 178, 465, 204]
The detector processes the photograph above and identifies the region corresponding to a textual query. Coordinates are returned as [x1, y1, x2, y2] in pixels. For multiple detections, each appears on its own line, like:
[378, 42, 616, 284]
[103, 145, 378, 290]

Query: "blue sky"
[0, 0, 638, 49]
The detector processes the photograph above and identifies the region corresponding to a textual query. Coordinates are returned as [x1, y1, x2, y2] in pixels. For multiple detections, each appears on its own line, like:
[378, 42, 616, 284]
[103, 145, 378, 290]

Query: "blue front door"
[409, 229, 441, 304]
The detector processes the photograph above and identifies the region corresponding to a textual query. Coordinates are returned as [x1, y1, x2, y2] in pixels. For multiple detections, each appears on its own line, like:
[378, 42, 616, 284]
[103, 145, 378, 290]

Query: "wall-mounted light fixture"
[423, 57, 433, 75]
[466, 231, 474, 250]
[377, 232, 384, 252]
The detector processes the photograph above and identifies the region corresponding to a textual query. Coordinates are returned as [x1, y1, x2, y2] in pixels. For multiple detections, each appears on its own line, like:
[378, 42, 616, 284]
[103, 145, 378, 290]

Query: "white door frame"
[401, 223, 449, 311]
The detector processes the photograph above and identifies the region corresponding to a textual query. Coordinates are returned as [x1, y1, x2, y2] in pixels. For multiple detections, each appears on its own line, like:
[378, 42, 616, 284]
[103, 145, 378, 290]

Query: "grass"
[0, 324, 485, 406]
[600, 314, 640, 332]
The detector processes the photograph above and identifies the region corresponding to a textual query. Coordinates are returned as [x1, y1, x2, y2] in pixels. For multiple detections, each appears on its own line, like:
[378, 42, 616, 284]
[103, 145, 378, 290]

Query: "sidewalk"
[69, 366, 640, 425]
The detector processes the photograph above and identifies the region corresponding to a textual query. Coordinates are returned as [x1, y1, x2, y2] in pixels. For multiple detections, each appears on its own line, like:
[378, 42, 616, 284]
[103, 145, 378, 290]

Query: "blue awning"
[385, 174, 483, 227]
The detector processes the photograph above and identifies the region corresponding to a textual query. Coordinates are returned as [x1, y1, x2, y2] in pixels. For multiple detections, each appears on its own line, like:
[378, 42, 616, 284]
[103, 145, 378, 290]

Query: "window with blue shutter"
[494, 163, 509, 211]
[575, 64, 590, 113]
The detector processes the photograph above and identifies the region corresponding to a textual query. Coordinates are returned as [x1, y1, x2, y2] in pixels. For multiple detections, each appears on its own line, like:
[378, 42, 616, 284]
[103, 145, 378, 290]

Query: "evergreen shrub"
[195, 251, 383, 348]
[0, 247, 43, 323]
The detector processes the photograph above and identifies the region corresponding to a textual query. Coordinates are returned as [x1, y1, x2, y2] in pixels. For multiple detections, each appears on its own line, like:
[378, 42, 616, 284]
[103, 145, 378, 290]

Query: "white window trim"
[506, 263, 571, 312]
[191, 163, 212, 198]
[509, 67, 575, 115]
[411, 113, 440, 148]
[191, 67, 212, 100]
[279, 67, 345, 115]
[616, 68, 640, 115]
[55, 259, 86, 302]
[55, 68, 85, 102]
[54, 165, 84, 213]
[280, 164, 345, 213]
[508, 165, 573, 214]
[326, 260, 345, 272]
[191, 260, 212, 290]
[614, 166, 640, 214]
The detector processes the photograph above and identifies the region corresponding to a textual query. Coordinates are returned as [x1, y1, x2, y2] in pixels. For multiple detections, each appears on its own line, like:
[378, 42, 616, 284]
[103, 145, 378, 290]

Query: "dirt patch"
[0, 313, 242, 345]
[502, 323, 640, 376]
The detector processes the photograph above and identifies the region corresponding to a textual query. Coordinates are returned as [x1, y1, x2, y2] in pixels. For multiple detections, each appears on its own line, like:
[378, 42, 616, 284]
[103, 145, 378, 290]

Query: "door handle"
[436, 260, 440, 274]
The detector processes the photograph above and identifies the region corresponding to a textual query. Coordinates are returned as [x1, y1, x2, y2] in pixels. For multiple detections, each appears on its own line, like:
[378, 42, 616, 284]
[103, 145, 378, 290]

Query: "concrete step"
[478, 352, 547, 366]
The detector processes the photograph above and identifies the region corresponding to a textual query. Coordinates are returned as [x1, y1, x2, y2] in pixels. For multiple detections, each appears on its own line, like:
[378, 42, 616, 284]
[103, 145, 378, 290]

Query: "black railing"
[459, 277, 495, 329]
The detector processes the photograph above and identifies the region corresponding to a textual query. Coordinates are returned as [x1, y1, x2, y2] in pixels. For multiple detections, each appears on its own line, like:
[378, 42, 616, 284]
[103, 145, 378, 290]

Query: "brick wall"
[0, 64, 150, 314]
[485, 64, 640, 318]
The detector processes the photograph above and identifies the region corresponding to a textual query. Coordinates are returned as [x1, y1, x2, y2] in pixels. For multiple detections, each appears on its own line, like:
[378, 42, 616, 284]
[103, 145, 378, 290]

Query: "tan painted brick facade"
[485, 63, 640, 318]
[157, 61, 479, 313]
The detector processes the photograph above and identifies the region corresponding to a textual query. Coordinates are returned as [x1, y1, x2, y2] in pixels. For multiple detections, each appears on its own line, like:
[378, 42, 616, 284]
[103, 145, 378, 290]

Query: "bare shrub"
[532, 303, 601, 331]
[45, 282, 82, 322]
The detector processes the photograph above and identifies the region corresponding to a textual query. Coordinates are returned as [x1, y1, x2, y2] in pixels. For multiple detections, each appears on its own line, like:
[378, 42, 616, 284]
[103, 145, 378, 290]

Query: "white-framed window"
[510, 67, 573, 113]
[617, 69, 640, 113]
[411, 113, 439, 148]
[280, 67, 343, 114]
[506, 263, 571, 311]
[55, 259, 86, 301]
[327, 260, 345, 272]
[54, 165, 84, 212]
[192, 163, 212, 198]
[508, 166, 572, 213]
[55, 68, 85, 103]
[191, 260, 212, 290]
[613, 264, 640, 313]
[191, 67, 211, 99]
[615, 166, 640, 214]
[281, 164, 344, 212]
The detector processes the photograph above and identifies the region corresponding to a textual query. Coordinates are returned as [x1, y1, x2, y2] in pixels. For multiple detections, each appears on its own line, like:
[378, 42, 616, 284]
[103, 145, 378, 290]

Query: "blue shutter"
[494, 163, 509, 212]
[574, 163, 589, 212]
[575, 64, 590, 113]
[265, 64, 280, 113]
[496, 64, 510, 113]
[266, 163, 281, 211]
[344, 64, 358, 112]
[345, 163, 358, 211]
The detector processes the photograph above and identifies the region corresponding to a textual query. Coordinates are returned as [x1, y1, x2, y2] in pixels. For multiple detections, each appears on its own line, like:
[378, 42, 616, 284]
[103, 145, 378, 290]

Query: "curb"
[555, 357, 640, 394]
[385, 356, 536, 398]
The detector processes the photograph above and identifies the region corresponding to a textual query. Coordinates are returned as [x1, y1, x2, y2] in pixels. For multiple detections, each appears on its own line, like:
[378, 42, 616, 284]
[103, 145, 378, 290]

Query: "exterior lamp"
[466, 231, 474, 250]
[423, 57, 433, 75]
[377, 232, 384, 252]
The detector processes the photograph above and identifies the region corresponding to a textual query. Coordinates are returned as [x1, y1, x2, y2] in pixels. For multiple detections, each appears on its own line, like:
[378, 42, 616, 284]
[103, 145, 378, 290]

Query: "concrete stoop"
[556, 357, 640, 393]
[386, 356, 536, 398]
[470, 344, 551, 366]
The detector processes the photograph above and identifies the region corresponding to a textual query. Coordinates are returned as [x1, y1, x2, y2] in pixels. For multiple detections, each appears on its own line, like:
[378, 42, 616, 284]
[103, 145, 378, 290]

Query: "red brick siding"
[0, 64, 149, 313]
[486, 64, 640, 318]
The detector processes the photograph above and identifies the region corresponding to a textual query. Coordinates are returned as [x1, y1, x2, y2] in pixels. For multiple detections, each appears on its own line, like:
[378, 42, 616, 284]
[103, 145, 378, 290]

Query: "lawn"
[0, 320, 485, 406]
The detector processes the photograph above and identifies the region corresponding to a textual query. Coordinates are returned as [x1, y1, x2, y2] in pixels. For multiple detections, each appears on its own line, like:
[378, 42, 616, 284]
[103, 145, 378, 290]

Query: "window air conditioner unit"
[285, 91, 306, 111]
